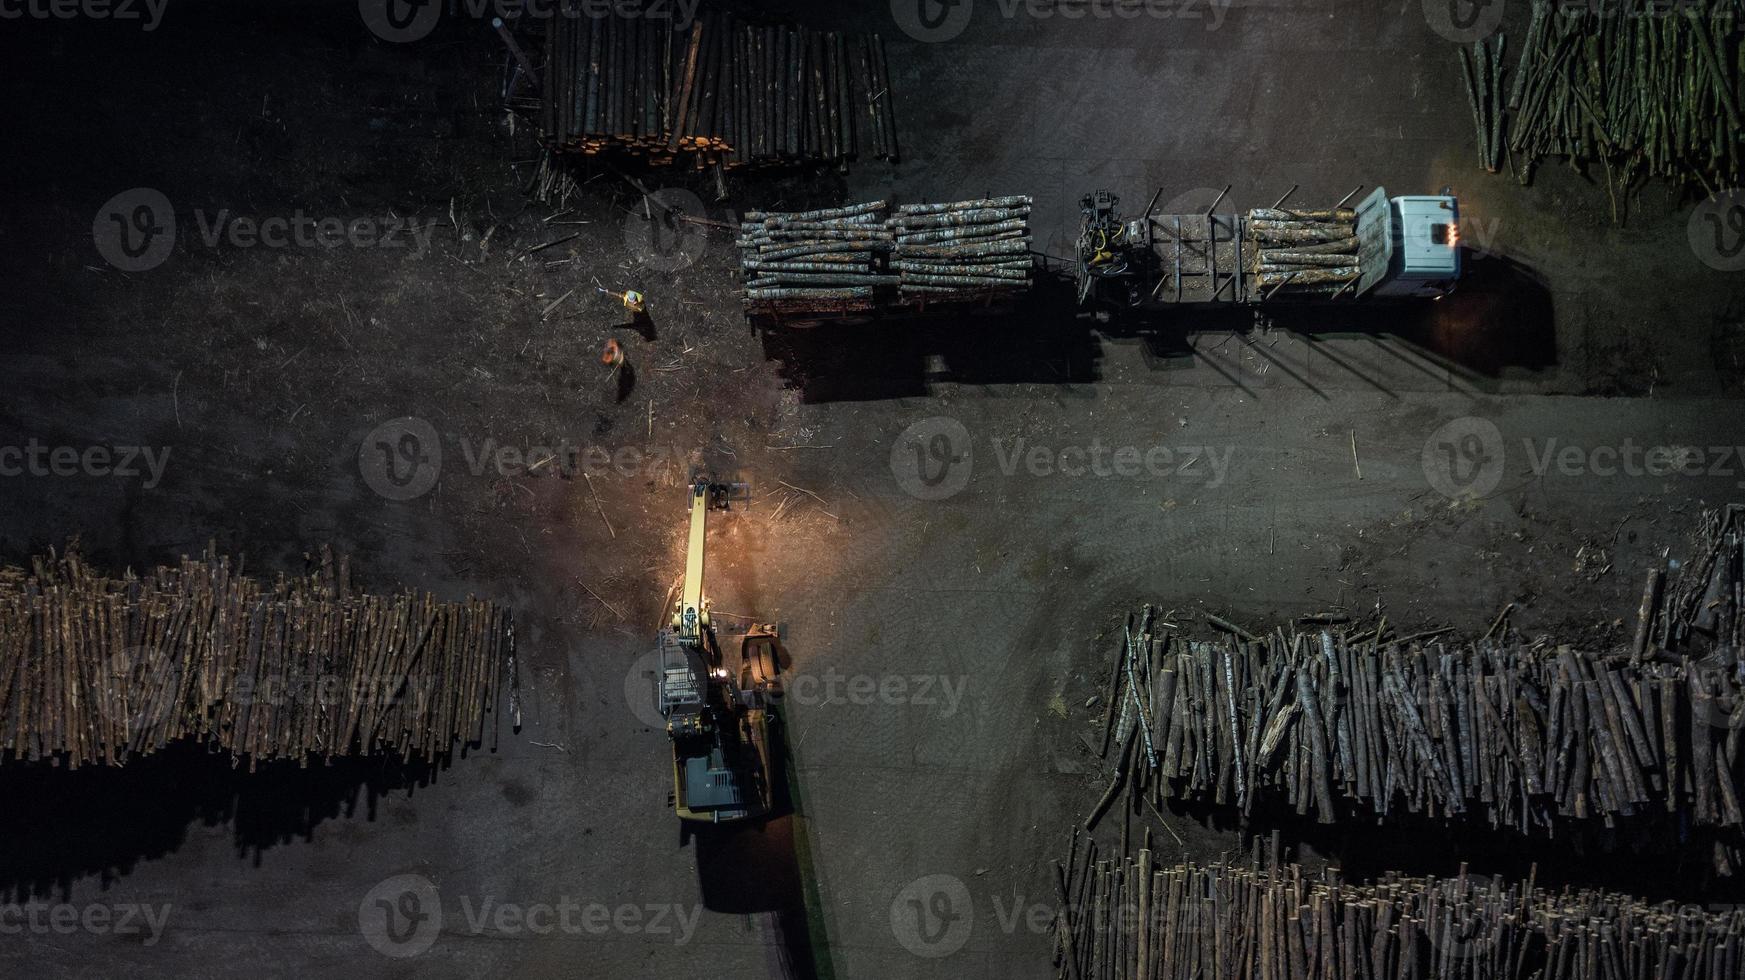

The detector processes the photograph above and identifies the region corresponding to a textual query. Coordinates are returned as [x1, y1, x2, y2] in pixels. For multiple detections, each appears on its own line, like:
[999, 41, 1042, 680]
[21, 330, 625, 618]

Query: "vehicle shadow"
[756, 249, 1555, 403]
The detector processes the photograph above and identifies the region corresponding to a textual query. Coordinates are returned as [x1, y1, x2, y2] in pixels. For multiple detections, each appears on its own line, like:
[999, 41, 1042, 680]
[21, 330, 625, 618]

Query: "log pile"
[1088, 506, 1745, 871]
[537, 8, 897, 170]
[1458, 35, 1508, 174]
[738, 197, 1034, 315]
[737, 201, 897, 309]
[1050, 845, 1745, 980]
[0, 547, 514, 769]
[1481, 1, 1745, 193]
[893, 196, 1034, 300]
[1244, 207, 1360, 297]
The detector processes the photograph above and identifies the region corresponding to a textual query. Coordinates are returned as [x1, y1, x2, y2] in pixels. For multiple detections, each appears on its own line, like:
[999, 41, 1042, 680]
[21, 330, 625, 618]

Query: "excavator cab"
[656, 476, 785, 823]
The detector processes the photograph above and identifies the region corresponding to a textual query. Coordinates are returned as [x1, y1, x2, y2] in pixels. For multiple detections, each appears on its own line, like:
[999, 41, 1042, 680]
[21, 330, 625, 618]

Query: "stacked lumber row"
[0, 547, 513, 769]
[1050, 844, 1745, 980]
[1489, 0, 1745, 189]
[1244, 207, 1360, 295]
[539, 8, 898, 169]
[892, 196, 1034, 299]
[1090, 605, 1745, 870]
[737, 200, 896, 306]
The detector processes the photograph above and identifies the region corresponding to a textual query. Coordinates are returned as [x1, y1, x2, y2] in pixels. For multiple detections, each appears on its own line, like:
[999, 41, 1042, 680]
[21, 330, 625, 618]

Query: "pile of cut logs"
[0, 547, 515, 768]
[893, 196, 1034, 299]
[1051, 843, 1745, 980]
[738, 197, 1034, 314]
[537, 8, 897, 169]
[1468, 1, 1745, 194]
[1244, 207, 1360, 296]
[1086, 506, 1745, 870]
[738, 201, 896, 308]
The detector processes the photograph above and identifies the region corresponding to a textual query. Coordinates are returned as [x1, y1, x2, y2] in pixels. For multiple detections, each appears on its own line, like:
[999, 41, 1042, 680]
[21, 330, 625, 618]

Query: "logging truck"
[1075, 188, 1462, 311]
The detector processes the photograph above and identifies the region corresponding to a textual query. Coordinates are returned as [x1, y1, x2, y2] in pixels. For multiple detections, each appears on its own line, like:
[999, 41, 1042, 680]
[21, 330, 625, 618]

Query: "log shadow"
[0, 743, 448, 902]
[755, 276, 1102, 403]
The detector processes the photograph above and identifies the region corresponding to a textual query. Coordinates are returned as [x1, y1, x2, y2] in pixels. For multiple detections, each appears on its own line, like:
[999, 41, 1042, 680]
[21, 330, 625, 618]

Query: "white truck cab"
[1359, 191, 1462, 298]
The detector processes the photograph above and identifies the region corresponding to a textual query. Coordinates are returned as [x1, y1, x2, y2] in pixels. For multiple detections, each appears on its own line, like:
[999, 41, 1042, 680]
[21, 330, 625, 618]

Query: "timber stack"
[1051, 843, 1745, 980]
[1086, 505, 1745, 871]
[738, 201, 897, 310]
[893, 196, 1034, 300]
[1467, 0, 1744, 193]
[1244, 207, 1360, 296]
[738, 197, 1034, 316]
[536, 7, 898, 170]
[0, 546, 515, 769]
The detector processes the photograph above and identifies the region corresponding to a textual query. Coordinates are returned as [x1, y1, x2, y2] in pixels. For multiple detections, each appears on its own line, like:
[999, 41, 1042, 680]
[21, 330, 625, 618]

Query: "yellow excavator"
[656, 475, 784, 823]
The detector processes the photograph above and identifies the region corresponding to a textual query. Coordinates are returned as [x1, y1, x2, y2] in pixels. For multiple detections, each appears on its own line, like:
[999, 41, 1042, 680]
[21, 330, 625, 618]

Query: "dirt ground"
[2, 1, 1744, 977]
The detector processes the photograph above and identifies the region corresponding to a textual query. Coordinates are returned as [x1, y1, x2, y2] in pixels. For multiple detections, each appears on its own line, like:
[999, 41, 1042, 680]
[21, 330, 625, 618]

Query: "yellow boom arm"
[674, 479, 710, 639]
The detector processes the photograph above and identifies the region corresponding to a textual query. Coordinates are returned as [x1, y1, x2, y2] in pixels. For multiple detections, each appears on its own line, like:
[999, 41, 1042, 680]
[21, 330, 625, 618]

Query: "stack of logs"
[1458, 35, 1508, 174]
[1244, 207, 1361, 296]
[738, 201, 896, 308]
[1051, 843, 1745, 980]
[537, 8, 897, 169]
[1479, 0, 1744, 193]
[0, 547, 514, 769]
[738, 197, 1034, 314]
[1086, 506, 1745, 872]
[892, 196, 1034, 300]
